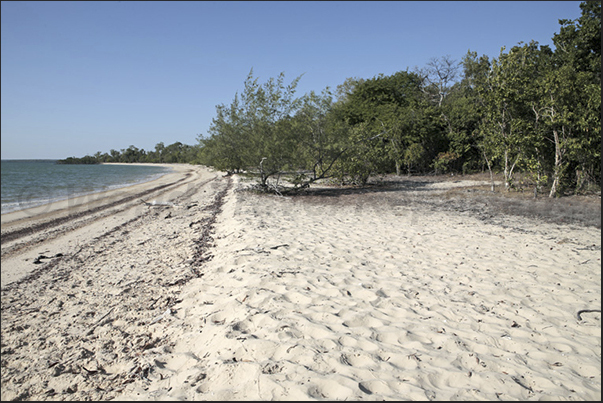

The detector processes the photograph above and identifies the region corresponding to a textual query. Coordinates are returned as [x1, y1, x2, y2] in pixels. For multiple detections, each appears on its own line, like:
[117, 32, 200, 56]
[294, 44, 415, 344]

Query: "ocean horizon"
[1, 159, 173, 214]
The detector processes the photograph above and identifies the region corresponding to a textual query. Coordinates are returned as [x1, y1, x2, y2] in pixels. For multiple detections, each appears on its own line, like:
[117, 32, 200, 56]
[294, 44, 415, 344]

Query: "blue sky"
[1, 1, 583, 160]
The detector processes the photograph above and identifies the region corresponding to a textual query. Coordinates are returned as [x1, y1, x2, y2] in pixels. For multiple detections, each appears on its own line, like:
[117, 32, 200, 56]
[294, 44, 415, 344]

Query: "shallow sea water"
[1, 160, 172, 214]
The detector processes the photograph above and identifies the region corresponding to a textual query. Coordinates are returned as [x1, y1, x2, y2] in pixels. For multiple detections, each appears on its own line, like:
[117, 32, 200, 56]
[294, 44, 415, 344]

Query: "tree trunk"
[548, 128, 563, 198]
[390, 139, 402, 176]
[504, 150, 510, 190]
[259, 157, 268, 187]
[481, 148, 495, 192]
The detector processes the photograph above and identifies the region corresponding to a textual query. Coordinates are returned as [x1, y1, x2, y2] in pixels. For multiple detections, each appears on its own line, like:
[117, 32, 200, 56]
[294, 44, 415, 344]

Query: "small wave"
[1, 197, 64, 215]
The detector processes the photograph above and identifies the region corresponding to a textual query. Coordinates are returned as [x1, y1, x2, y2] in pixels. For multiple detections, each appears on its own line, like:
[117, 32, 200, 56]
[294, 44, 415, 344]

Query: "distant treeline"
[57, 141, 199, 165]
[61, 2, 600, 197]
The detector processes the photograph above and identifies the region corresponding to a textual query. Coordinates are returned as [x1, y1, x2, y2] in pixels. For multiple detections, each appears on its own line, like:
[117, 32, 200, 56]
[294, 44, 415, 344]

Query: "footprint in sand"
[358, 380, 392, 395]
[342, 314, 384, 328]
[340, 351, 377, 368]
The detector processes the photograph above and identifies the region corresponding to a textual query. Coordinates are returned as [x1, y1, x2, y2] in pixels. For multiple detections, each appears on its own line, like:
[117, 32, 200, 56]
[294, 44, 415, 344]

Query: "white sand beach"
[1, 167, 600, 401]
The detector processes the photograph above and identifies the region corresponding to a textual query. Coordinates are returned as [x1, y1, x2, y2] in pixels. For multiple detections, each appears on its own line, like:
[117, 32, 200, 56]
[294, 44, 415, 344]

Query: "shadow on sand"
[278, 176, 601, 229]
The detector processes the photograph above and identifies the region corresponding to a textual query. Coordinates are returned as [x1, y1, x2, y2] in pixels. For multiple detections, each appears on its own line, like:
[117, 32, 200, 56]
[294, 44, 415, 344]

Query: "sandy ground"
[1, 168, 600, 401]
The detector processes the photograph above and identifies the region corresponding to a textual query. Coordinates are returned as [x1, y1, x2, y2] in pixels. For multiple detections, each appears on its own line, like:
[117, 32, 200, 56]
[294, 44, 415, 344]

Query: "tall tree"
[547, 0, 601, 195]
[200, 69, 304, 188]
[475, 43, 544, 190]
[339, 71, 428, 177]
[416, 55, 460, 108]
[554, 1, 601, 79]
[290, 89, 349, 186]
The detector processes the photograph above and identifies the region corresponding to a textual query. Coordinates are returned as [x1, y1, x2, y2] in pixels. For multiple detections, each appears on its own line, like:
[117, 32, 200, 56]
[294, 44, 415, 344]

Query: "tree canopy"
[198, 1, 600, 196]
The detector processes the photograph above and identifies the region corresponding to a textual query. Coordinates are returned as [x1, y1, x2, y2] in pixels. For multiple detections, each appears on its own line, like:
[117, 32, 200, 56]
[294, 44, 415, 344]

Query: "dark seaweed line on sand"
[1, 173, 192, 245]
[190, 176, 232, 275]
